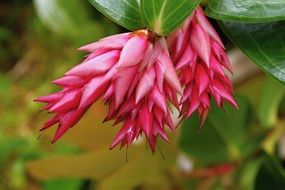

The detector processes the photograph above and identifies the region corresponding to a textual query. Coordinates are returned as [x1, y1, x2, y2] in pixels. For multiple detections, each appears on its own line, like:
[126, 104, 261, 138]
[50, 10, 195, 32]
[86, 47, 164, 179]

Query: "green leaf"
[27, 148, 127, 180]
[254, 155, 285, 190]
[140, 0, 200, 36]
[239, 158, 263, 190]
[43, 179, 84, 190]
[258, 77, 285, 128]
[220, 21, 285, 84]
[97, 153, 170, 190]
[206, 0, 285, 22]
[179, 96, 251, 164]
[88, 0, 144, 31]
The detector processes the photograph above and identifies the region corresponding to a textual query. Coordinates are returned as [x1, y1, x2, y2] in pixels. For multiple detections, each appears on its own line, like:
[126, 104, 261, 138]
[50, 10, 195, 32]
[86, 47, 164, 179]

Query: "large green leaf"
[220, 21, 285, 84]
[88, 0, 144, 31]
[258, 77, 285, 128]
[140, 0, 200, 36]
[179, 96, 251, 164]
[206, 0, 285, 22]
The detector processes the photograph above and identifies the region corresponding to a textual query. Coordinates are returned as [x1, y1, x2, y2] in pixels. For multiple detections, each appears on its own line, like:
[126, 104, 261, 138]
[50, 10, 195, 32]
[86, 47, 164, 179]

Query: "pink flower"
[35, 30, 182, 151]
[36, 6, 238, 151]
[167, 7, 237, 127]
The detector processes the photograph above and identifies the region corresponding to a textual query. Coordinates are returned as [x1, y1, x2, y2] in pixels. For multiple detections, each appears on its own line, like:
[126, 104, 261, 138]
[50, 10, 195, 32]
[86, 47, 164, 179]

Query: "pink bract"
[167, 6, 237, 127]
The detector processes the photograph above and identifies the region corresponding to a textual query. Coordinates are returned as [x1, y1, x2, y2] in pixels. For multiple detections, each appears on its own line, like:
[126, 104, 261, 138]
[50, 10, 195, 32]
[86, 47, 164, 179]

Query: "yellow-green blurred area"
[1, 1, 285, 190]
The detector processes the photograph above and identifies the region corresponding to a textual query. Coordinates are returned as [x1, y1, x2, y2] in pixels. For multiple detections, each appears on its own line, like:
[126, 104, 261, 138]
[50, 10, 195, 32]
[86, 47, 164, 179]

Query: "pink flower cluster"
[36, 7, 237, 151]
[168, 7, 237, 128]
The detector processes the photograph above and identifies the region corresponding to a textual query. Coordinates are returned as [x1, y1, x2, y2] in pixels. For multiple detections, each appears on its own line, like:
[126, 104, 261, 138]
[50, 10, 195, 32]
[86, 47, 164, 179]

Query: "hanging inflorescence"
[35, 7, 237, 152]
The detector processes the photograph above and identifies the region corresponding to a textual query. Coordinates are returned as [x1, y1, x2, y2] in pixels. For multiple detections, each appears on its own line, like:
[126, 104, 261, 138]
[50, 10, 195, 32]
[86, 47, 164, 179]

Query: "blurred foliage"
[254, 154, 285, 190]
[179, 96, 254, 164]
[0, 0, 284, 190]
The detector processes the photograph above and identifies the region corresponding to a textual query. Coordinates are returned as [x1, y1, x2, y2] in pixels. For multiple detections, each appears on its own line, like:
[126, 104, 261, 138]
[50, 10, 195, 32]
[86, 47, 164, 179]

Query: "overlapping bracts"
[36, 7, 237, 151]
[35, 30, 182, 151]
[167, 7, 237, 127]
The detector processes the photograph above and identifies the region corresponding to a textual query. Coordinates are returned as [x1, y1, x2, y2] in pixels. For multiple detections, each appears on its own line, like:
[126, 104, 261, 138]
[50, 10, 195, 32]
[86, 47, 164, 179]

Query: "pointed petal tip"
[110, 140, 120, 150]
[102, 118, 108, 123]
[135, 96, 140, 104]
[34, 97, 46, 102]
[77, 47, 87, 52]
[39, 127, 46, 132]
[226, 96, 238, 109]
[109, 143, 115, 150]
[33, 98, 39, 102]
[51, 135, 60, 143]
[77, 44, 94, 52]
[51, 78, 64, 85]
[232, 101, 239, 109]
[205, 61, 210, 68]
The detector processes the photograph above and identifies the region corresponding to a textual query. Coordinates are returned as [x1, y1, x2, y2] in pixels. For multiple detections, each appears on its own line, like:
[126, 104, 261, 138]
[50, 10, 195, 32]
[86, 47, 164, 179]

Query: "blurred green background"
[0, 1, 285, 190]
